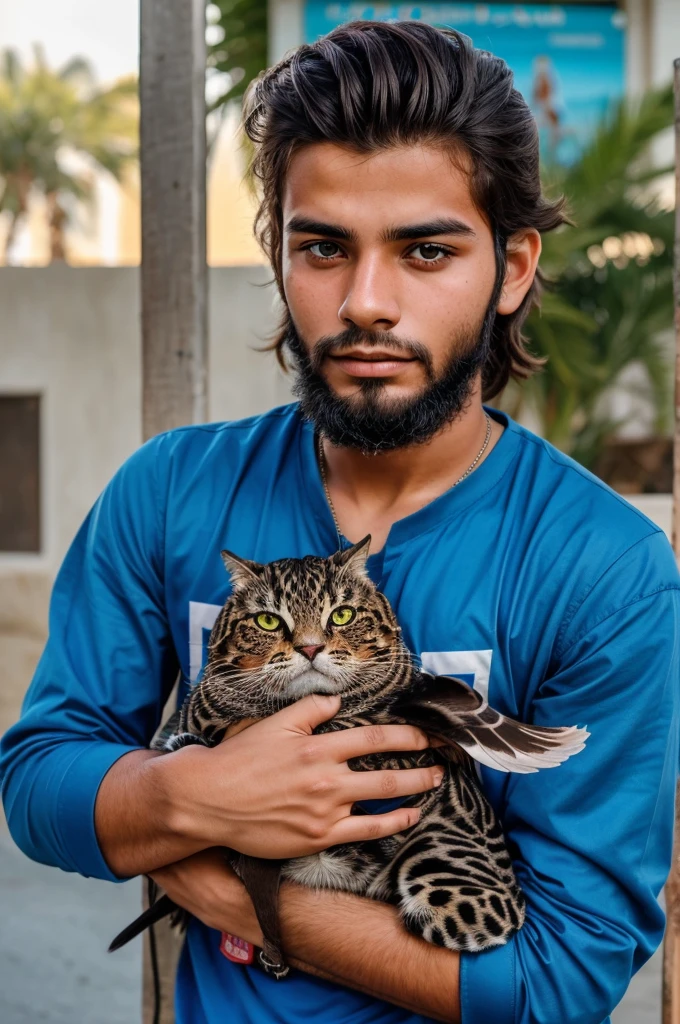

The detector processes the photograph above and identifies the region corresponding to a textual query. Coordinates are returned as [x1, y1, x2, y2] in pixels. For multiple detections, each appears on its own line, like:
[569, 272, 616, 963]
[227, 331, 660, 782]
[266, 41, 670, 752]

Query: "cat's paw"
[399, 884, 524, 953]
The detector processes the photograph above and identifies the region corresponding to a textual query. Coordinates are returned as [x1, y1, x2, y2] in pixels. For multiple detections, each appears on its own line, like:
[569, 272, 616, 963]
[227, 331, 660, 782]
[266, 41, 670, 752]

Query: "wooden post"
[139, 0, 207, 1021]
[140, 0, 208, 439]
[662, 54, 680, 1024]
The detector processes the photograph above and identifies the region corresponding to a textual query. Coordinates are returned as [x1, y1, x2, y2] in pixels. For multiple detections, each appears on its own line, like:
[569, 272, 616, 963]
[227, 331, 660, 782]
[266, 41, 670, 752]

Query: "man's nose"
[296, 644, 326, 662]
[338, 255, 401, 331]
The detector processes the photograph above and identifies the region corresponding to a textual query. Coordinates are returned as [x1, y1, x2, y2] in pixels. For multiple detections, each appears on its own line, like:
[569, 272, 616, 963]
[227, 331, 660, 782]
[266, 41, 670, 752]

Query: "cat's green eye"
[330, 606, 355, 627]
[256, 612, 281, 631]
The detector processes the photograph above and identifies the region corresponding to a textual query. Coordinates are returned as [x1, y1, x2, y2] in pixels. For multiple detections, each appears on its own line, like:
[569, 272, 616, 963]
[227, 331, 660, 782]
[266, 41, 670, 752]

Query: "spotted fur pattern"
[155, 539, 526, 953]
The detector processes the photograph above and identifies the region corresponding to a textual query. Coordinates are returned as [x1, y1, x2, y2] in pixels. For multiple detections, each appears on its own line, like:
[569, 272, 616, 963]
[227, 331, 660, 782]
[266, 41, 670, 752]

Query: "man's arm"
[457, 535, 680, 1024]
[0, 437, 179, 881]
[282, 885, 458, 1022]
[149, 848, 460, 1022]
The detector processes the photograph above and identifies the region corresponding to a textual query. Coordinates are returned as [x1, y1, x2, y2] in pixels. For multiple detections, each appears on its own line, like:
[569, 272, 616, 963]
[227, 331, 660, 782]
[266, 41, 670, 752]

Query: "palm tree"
[510, 85, 675, 468]
[0, 46, 137, 263]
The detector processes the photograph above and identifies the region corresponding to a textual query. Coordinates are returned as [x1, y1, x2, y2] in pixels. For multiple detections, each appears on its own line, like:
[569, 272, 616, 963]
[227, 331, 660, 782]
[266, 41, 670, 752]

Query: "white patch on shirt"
[189, 601, 221, 683]
[420, 649, 493, 701]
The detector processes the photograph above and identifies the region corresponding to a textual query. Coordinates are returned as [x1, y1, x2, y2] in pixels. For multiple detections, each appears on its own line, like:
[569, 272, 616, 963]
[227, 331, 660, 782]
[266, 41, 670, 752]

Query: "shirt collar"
[299, 405, 522, 555]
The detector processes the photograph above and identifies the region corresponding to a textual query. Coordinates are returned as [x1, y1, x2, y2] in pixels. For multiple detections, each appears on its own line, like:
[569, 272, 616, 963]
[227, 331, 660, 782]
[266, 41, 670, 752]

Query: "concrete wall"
[0, 266, 290, 735]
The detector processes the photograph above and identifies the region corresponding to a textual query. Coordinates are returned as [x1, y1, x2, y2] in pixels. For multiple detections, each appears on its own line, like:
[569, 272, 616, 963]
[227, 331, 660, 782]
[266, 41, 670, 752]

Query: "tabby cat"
[110, 538, 587, 974]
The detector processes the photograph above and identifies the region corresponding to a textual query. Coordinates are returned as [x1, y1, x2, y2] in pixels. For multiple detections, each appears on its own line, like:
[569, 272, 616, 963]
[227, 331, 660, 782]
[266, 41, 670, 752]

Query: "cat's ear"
[220, 550, 263, 591]
[331, 535, 371, 579]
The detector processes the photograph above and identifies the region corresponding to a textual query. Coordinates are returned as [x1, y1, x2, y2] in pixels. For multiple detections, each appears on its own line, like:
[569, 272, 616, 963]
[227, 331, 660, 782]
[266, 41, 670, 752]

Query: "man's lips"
[328, 349, 419, 378]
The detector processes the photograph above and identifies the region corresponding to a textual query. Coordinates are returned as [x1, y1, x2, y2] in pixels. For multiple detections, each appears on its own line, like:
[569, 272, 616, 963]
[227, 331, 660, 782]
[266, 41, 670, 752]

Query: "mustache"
[310, 327, 435, 381]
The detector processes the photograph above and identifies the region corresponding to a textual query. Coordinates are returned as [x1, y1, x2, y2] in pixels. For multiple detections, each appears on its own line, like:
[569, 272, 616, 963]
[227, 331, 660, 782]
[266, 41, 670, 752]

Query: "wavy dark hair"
[243, 20, 567, 399]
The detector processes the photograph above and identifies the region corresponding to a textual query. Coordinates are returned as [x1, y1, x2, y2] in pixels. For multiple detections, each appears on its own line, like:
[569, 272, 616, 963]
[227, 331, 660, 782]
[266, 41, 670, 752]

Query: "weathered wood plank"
[662, 54, 680, 1024]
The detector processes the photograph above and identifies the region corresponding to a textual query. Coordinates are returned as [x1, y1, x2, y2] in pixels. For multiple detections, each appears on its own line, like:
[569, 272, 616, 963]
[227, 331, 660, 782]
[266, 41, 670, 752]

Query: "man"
[1, 21, 678, 1024]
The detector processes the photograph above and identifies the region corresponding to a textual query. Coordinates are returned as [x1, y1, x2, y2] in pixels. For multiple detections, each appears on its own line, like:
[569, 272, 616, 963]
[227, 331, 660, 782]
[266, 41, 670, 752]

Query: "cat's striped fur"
[140, 538, 586, 957]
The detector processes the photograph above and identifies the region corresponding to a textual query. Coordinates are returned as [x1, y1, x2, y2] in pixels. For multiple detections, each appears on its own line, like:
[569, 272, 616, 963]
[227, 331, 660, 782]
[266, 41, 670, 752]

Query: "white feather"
[457, 725, 589, 774]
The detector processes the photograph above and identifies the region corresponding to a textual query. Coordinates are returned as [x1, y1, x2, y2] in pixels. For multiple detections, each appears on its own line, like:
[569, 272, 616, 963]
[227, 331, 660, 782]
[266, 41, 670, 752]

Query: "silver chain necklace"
[316, 411, 492, 546]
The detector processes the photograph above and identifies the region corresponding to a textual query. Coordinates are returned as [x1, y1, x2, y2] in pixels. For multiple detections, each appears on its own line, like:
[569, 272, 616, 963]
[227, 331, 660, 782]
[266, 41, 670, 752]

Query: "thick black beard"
[284, 308, 496, 454]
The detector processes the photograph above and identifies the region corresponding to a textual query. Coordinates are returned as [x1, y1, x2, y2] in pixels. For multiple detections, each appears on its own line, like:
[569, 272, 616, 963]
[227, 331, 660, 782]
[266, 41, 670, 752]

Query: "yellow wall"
[1, 107, 267, 268]
[117, 108, 266, 267]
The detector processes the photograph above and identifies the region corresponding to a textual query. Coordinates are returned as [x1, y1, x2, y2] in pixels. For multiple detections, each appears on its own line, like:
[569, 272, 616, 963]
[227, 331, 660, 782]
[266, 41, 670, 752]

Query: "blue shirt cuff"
[460, 938, 516, 1024]
[55, 742, 141, 881]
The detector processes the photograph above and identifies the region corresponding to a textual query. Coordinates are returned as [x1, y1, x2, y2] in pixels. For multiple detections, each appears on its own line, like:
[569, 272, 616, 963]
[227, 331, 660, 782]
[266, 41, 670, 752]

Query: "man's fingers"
[330, 805, 422, 846]
[328, 722, 430, 761]
[340, 765, 444, 802]
[274, 692, 342, 733]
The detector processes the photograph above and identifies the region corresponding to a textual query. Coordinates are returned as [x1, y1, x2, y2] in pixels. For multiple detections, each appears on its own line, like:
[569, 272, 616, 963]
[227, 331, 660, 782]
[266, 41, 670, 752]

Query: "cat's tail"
[397, 673, 589, 775]
[108, 894, 177, 952]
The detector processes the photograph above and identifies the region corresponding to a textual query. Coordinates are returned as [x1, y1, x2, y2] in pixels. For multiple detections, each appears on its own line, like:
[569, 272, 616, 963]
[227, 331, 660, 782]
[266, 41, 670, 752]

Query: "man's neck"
[318, 384, 504, 552]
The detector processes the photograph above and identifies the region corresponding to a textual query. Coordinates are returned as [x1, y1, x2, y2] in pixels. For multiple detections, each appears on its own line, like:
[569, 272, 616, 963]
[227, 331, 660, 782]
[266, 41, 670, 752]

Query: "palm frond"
[0, 46, 138, 260]
[512, 79, 675, 469]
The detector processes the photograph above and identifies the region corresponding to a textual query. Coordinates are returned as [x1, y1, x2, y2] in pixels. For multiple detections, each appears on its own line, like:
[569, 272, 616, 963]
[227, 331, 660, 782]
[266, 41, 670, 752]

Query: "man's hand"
[149, 849, 263, 945]
[164, 692, 442, 859]
[96, 692, 441, 877]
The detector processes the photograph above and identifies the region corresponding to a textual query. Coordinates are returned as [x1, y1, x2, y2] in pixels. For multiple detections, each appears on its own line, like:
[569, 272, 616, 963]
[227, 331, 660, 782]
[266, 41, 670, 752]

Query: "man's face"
[280, 142, 502, 451]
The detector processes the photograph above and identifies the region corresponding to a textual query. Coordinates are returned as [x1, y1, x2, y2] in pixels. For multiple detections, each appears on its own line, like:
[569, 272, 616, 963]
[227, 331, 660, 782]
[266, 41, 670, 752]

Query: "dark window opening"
[0, 395, 41, 552]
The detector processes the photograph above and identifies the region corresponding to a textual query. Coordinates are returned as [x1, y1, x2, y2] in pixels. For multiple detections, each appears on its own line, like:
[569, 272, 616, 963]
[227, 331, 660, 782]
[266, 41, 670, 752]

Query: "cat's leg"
[153, 706, 240, 752]
[151, 705, 212, 752]
[367, 771, 525, 953]
[160, 732, 209, 753]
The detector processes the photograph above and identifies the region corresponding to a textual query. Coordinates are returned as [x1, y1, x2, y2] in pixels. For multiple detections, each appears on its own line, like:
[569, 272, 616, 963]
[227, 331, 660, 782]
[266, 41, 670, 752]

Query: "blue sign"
[303, 4, 626, 164]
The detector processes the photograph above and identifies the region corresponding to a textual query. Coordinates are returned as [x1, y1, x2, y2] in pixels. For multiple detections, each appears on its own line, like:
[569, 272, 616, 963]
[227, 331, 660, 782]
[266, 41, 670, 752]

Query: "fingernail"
[434, 770, 444, 786]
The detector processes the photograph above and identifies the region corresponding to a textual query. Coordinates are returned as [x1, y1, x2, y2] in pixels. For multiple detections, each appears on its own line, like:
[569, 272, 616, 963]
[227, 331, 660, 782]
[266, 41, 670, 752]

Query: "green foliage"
[513, 85, 675, 466]
[207, 0, 268, 109]
[0, 45, 137, 261]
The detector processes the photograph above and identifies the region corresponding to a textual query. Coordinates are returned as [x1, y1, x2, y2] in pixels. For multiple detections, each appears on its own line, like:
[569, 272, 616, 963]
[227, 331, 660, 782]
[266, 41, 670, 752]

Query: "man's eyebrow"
[286, 216, 357, 242]
[381, 218, 476, 242]
[285, 216, 475, 243]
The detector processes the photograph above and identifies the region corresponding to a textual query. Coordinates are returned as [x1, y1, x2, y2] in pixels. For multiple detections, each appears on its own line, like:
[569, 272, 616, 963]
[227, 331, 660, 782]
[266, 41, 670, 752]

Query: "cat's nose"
[297, 644, 325, 662]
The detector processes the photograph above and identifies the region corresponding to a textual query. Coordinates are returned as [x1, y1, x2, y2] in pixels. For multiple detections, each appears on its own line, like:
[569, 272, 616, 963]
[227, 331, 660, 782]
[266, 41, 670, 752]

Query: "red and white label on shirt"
[220, 931, 254, 965]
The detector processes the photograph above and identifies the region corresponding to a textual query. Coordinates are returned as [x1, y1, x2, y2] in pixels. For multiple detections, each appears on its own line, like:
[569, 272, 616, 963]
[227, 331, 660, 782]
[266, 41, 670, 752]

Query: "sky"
[0, 0, 139, 83]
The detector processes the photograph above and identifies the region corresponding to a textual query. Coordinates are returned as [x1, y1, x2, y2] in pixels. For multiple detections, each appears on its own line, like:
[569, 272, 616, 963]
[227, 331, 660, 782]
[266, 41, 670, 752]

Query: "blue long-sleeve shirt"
[2, 403, 679, 1024]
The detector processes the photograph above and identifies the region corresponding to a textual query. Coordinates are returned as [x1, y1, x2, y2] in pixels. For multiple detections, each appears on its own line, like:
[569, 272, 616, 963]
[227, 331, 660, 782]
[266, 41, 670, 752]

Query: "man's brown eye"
[415, 243, 445, 261]
[309, 242, 341, 259]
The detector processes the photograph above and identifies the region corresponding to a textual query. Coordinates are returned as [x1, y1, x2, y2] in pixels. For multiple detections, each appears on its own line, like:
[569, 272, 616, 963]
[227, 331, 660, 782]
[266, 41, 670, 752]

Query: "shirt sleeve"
[460, 530, 680, 1024]
[0, 433, 179, 882]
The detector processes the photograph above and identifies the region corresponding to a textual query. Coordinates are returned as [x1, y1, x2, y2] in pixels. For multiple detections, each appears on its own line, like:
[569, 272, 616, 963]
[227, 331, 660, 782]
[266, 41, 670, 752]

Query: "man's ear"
[496, 229, 542, 316]
[331, 535, 371, 579]
[220, 550, 264, 591]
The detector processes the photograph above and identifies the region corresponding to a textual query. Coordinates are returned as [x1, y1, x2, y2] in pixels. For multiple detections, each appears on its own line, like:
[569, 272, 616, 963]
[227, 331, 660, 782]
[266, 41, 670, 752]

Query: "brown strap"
[230, 853, 288, 976]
